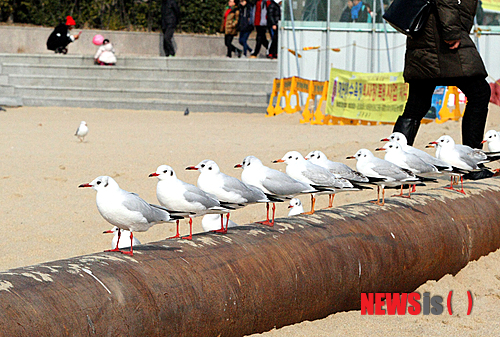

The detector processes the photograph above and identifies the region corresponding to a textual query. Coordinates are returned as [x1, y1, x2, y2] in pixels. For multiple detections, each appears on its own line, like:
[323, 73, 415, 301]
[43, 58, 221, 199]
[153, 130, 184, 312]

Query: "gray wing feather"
[122, 192, 170, 223]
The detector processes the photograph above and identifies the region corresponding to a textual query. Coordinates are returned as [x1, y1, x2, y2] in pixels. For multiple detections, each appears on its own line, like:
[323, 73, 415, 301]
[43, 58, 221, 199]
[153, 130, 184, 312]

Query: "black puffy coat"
[161, 0, 181, 30]
[404, 0, 487, 80]
[267, 0, 281, 28]
[239, 3, 255, 33]
[46, 23, 72, 51]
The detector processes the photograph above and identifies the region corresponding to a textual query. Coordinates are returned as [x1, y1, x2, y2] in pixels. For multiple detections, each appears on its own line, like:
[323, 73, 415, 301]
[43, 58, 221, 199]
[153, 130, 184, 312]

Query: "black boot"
[393, 117, 421, 146]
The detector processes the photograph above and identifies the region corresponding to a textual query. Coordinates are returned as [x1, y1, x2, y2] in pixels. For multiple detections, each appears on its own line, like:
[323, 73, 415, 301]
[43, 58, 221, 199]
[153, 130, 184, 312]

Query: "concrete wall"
[0, 25, 228, 57]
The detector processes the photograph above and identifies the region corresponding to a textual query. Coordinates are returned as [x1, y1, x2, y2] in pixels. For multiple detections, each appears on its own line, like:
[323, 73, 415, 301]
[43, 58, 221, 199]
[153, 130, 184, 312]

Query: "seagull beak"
[426, 141, 438, 148]
[273, 159, 285, 163]
[234, 163, 243, 168]
[374, 147, 385, 151]
[288, 205, 293, 208]
[380, 138, 390, 141]
[103, 230, 113, 234]
[185, 166, 198, 170]
[346, 156, 356, 159]
[78, 183, 92, 188]
[481, 140, 487, 144]
[149, 172, 159, 177]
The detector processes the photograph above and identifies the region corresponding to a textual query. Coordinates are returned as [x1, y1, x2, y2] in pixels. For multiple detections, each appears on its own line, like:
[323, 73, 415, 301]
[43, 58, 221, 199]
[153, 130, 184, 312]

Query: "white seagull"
[186, 159, 272, 232]
[103, 226, 141, 250]
[274, 151, 354, 214]
[346, 149, 420, 205]
[305, 150, 369, 182]
[75, 121, 89, 142]
[79, 175, 179, 255]
[482, 130, 500, 152]
[149, 164, 228, 239]
[235, 155, 314, 225]
[382, 132, 452, 170]
[288, 198, 304, 216]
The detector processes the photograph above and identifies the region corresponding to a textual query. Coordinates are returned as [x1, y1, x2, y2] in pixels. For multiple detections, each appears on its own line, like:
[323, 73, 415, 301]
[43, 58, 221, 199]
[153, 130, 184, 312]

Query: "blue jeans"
[239, 31, 252, 56]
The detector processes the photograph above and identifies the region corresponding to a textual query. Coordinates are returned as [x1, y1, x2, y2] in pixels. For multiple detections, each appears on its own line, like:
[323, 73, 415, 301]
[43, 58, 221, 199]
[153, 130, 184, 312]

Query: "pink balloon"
[92, 34, 104, 46]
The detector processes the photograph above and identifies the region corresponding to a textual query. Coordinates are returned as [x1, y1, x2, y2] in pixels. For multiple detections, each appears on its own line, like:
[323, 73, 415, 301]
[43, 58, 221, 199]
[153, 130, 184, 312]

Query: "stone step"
[22, 96, 268, 113]
[14, 86, 268, 104]
[0, 54, 277, 71]
[7, 74, 273, 92]
[1, 63, 275, 81]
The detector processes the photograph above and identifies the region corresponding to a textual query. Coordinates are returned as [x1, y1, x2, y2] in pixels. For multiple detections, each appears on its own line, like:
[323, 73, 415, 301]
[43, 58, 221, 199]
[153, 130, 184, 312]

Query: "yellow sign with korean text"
[326, 68, 408, 123]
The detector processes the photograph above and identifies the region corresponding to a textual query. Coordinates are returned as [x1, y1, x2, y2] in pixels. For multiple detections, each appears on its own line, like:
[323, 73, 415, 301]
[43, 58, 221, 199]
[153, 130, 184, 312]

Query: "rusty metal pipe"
[1, 179, 500, 336]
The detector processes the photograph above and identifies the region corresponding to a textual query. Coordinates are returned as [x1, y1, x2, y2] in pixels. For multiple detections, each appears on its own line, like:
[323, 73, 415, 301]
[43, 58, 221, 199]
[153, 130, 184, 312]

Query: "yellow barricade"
[435, 86, 463, 124]
[266, 78, 281, 117]
[286, 77, 309, 114]
[300, 80, 328, 124]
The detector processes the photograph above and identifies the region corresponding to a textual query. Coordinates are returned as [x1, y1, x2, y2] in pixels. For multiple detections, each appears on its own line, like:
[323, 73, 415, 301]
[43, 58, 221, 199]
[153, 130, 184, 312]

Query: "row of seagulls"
[81, 130, 500, 255]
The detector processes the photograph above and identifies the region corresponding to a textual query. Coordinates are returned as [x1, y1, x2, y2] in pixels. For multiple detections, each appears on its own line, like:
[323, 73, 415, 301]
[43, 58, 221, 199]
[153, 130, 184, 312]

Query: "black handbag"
[383, 0, 435, 38]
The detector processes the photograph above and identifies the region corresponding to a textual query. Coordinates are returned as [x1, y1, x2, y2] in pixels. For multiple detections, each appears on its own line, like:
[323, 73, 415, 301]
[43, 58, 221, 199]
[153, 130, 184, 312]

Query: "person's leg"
[394, 80, 436, 145]
[456, 77, 491, 149]
[239, 31, 251, 56]
[164, 27, 175, 56]
[225, 34, 233, 57]
[230, 35, 242, 57]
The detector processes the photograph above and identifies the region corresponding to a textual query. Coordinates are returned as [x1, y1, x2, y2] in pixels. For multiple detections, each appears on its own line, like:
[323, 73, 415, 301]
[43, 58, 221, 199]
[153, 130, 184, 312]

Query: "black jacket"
[46, 23, 72, 51]
[239, 3, 254, 33]
[404, 0, 487, 80]
[161, 0, 181, 30]
[267, 0, 280, 28]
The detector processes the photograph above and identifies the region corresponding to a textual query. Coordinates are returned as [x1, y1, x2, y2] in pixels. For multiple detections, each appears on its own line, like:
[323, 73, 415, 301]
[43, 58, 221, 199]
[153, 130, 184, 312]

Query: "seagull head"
[346, 149, 374, 161]
[235, 155, 263, 170]
[79, 176, 118, 192]
[288, 197, 302, 209]
[432, 135, 455, 148]
[273, 151, 305, 165]
[187, 159, 220, 174]
[305, 150, 327, 164]
[482, 130, 499, 144]
[149, 165, 177, 180]
[376, 141, 403, 153]
[381, 132, 407, 146]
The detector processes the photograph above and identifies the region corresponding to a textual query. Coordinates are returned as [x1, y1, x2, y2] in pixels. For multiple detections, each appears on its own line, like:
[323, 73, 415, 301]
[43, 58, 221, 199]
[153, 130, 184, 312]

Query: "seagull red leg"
[168, 220, 181, 239]
[121, 232, 134, 256]
[303, 194, 316, 215]
[105, 228, 121, 252]
[182, 218, 193, 240]
[214, 213, 229, 233]
[258, 202, 275, 226]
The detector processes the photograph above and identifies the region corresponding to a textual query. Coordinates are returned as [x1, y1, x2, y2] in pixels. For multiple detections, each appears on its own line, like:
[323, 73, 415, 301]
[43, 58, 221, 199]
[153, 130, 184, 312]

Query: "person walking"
[221, 0, 242, 58]
[249, 0, 269, 58]
[46, 16, 81, 54]
[393, 0, 492, 179]
[267, 0, 281, 59]
[161, 0, 181, 57]
[238, 0, 255, 57]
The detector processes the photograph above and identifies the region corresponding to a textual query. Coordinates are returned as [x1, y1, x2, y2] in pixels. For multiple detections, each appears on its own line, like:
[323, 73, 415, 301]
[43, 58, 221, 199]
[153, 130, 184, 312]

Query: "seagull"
[288, 198, 304, 216]
[305, 150, 369, 182]
[381, 132, 452, 170]
[103, 226, 141, 250]
[482, 130, 500, 152]
[201, 214, 238, 232]
[75, 121, 89, 142]
[235, 155, 314, 226]
[346, 149, 420, 205]
[79, 175, 180, 255]
[186, 159, 272, 232]
[273, 151, 355, 214]
[149, 164, 228, 239]
[375, 141, 439, 195]
[428, 135, 497, 193]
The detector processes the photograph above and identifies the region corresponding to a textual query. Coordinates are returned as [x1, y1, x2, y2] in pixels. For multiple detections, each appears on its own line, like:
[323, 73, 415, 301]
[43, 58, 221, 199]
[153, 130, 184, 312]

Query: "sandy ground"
[1, 105, 500, 335]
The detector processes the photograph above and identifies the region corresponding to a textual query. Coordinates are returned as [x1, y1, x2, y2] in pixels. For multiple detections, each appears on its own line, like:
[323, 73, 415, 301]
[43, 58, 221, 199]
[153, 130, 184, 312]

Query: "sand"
[1, 105, 500, 335]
